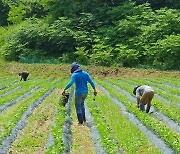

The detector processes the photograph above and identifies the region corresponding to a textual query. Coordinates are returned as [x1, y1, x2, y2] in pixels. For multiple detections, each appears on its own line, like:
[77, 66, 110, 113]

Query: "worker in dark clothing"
[62, 62, 97, 124]
[133, 85, 154, 113]
[19, 71, 29, 81]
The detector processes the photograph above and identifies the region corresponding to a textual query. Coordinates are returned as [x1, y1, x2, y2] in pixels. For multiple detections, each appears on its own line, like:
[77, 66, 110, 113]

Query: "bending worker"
[62, 62, 97, 124]
[19, 71, 29, 81]
[133, 85, 154, 113]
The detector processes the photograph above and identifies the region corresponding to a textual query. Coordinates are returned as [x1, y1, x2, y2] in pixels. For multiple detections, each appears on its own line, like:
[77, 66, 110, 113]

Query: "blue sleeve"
[87, 73, 95, 89]
[65, 74, 75, 90]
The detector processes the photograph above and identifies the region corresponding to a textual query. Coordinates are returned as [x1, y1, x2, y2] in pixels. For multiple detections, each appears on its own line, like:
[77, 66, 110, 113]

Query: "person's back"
[136, 85, 154, 97]
[62, 62, 97, 124]
[133, 85, 154, 113]
[19, 71, 29, 81]
[73, 71, 94, 95]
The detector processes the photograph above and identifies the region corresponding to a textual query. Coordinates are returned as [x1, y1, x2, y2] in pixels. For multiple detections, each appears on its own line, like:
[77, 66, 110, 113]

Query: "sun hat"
[71, 62, 82, 73]
[133, 85, 141, 95]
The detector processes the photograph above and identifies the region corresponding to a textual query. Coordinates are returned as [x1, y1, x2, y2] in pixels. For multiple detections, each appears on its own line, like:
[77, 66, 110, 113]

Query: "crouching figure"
[133, 85, 154, 113]
[19, 71, 29, 81]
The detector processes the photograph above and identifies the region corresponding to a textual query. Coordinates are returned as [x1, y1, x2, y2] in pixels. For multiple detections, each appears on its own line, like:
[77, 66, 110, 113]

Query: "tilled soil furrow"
[155, 94, 180, 107]
[0, 86, 22, 98]
[98, 83, 174, 154]
[0, 86, 40, 114]
[108, 82, 180, 133]
[85, 104, 108, 154]
[0, 86, 54, 154]
[45, 88, 73, 153]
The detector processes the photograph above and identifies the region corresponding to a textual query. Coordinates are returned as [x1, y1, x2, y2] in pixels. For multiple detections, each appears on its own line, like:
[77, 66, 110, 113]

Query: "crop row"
[0, 79, 42, 97]
[97, 79, 180, 152]
[128, 78, 180, 103]
[9, 89, 60, 153]
[149, 78, 180, 87]
[0, 77, 179, 153]
[108, 78, 180, 123]
[0, 81, 20, 96]
[148, 80, 180, 96]
[86, 93, 121, 153]
[0, 79, 45, 106]
[122, 77, 180, 96]
[46, 80, 71, 153]
[0, 78, 71, 154]
[0, 78, 76, 153]
[0, 81, 56, 147]
[86, 88, 160, 153]
[0, 78, 18, 88]
[109, 78, 180, 132]
[123, 78, 180, 122]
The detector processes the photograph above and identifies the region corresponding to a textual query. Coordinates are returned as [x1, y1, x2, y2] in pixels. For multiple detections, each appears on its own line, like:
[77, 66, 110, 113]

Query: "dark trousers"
[75, 93, 87, 124]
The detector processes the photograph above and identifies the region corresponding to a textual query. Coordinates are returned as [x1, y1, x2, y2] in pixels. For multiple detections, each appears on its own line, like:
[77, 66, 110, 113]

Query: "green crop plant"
[148, 79, 180, 96]
[108, 78, 180, 123]
[0, 78, 45, 96]
[45, 96, 66, 153]
[86, 94, 120, 154]
[107, 78, 134, 94]
[0, 79, 44, 106]
[110, 78, 180, 122]
[122, 77, 180, 106]
[97, 79, 180, 152]
[9, 88, 62, 153]
[88, 88, 160, 154]
[45, 78, 68, 153]
[155, 89, 180, 103]
[54, 78, 68, 89]
[0, 81, 55, 145]
[129, 78, 180, 103]
[134, 78, 180, 105]
[0, 78, 17, 87]
[152, 98, 180, 123]
[0, 81, 22, 96]
[150, 78, 180, 87]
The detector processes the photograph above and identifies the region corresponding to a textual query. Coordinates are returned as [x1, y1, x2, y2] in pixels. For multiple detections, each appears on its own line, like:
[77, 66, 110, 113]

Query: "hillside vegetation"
[0, 0, 180, 70]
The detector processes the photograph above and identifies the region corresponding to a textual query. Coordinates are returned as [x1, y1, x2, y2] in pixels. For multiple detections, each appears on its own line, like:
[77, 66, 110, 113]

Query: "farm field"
[0, 61, 180, 154]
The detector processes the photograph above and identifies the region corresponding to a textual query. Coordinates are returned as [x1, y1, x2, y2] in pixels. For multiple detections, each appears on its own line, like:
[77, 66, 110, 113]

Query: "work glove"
[94, 89, 97, 96]
[62, 89, 66, 96]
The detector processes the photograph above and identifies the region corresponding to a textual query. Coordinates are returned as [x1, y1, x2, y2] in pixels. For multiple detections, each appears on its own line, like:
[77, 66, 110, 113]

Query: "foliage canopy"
[0, 0, 180, 70]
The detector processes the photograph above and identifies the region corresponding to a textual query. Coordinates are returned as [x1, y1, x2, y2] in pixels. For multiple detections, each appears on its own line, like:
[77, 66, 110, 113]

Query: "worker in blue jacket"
[62, 62, 97, 124]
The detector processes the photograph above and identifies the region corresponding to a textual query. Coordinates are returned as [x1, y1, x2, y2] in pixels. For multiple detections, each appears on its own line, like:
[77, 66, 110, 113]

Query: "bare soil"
[1, 62, 179, 79]
[71, 122, 96, 154]
[8, 90, 59, 154]
[70, 99, 95, 154]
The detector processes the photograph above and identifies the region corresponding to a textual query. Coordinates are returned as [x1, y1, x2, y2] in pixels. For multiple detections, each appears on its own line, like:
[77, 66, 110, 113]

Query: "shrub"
[151, 34, 180, 70]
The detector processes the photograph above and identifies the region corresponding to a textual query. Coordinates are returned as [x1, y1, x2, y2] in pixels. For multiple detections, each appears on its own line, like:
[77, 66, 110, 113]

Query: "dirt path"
[70, 100, 95, 154]
[0, 87, 54, 154]
[7, 89, 58, 154]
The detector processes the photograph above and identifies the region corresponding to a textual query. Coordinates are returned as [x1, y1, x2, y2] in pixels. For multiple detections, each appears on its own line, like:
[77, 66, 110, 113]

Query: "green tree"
[150, 35, 180, 70]
[8, 4, 26, 24]
[0, 0, 9, 25]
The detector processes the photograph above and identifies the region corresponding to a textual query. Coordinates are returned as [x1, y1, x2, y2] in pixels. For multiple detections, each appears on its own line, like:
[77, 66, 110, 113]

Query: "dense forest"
[0, 0, 180, 70]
